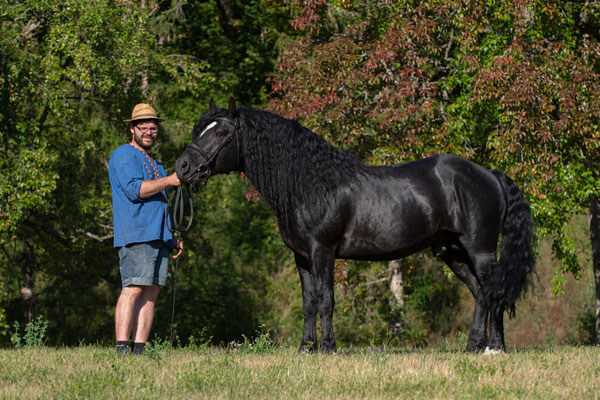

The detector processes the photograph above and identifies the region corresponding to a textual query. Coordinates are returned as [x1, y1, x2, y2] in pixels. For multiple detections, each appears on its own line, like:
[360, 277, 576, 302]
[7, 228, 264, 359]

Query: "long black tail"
[491, 171, 537, 316]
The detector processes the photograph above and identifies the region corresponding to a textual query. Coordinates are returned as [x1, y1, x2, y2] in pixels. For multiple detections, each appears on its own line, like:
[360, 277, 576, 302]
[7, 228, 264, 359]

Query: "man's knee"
[141, 284, 160, 300]
[120, 285, 144, 300]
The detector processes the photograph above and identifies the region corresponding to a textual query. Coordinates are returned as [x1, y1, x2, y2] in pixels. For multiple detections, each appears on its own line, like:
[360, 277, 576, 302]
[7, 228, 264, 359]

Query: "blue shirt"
[109, 144, 173, 248]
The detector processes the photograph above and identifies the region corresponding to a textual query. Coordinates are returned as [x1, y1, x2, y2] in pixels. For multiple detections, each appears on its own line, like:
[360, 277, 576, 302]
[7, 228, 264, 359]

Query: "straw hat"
[123, 103, 165, 123]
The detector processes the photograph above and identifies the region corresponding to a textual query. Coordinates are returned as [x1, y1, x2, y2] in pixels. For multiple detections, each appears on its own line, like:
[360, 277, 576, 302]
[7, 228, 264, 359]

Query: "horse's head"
[176, 97, 241, 185]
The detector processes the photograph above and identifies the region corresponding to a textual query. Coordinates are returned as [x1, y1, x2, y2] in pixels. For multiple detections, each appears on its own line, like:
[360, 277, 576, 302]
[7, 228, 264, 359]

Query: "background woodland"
[1, 0, 599, 347]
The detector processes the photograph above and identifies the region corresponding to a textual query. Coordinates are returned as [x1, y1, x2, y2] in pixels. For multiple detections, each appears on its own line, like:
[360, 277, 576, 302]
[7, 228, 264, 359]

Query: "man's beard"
[134, 134, 154, 150]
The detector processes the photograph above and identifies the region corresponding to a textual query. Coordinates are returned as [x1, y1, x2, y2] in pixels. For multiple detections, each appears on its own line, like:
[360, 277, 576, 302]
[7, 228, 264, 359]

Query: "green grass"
[0, 345, 598, 399]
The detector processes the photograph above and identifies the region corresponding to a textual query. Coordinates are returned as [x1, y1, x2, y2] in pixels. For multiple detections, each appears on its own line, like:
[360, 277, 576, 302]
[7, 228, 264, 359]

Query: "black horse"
[176, 98, 536, 353]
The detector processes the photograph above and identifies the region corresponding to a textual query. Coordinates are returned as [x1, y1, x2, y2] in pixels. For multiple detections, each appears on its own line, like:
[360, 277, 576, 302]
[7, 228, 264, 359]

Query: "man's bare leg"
[132, 285, 160, 352]
[115, 285, 143, 342]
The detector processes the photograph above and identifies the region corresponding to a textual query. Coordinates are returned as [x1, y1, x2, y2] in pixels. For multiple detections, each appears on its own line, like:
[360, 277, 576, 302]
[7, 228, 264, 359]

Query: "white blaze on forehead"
[198, 121, 218, 138]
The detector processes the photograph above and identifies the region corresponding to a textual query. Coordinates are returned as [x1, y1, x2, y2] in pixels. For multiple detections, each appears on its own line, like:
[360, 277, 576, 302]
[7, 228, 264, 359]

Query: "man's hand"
[168, 172, 182, 187]
[172, 238, 183, 259]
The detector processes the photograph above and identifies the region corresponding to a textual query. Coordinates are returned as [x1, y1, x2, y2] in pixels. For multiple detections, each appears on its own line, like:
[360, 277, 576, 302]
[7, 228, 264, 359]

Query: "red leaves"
[245, 188, 261, 202]
[287, 0, 326, 33]
[271, 0, 600, 181]
[473, 36, 600, 170]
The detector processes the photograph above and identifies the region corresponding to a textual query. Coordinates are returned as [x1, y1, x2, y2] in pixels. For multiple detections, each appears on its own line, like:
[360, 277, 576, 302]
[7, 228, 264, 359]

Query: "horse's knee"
[302, 299, 316, 315]
[317, 297, 335, 316]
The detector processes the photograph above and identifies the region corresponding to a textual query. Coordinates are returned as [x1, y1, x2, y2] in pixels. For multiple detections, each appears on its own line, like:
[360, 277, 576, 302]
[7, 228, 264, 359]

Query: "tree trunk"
[215, 0, 235, 40]
[590, 195, 600, 345]
[21, 236, 35, 321]
[388, 259, 404, 337]
[141, 0, 150, 97]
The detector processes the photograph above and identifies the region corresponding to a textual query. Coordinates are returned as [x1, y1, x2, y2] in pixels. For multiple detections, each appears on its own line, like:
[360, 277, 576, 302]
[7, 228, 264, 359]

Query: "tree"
[166, 0, 294, 107]
[268, 0, 600, 342]
[0, 0, 210, 343]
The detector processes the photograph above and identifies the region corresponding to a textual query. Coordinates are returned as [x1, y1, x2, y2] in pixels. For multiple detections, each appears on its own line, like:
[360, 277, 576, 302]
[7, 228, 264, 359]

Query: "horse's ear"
[228, 97, 237, 119]
[209, 98, 216, 110]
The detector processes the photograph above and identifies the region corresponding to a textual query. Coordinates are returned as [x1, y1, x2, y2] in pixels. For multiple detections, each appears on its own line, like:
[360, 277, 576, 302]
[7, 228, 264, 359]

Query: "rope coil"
[165, 185, 194, 233]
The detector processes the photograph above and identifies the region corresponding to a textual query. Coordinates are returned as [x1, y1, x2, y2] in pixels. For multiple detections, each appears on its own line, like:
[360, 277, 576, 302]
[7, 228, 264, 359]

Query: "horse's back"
[336, 154, 506, 259]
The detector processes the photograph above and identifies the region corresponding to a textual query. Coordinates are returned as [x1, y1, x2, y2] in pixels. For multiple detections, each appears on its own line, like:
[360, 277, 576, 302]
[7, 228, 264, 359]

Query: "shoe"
[116, 345, 131, 355]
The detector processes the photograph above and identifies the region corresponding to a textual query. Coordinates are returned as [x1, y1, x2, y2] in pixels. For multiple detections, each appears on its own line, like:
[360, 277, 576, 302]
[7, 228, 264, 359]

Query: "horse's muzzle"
[184, 163, 211, 186]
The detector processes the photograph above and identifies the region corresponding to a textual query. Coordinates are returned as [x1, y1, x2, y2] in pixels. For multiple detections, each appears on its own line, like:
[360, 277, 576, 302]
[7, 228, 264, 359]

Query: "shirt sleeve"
[109, 160, 144, 202]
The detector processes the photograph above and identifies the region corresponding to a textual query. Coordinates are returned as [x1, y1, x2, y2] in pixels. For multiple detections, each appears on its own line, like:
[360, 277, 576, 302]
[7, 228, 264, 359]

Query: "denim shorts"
[118, 240, 169, 287]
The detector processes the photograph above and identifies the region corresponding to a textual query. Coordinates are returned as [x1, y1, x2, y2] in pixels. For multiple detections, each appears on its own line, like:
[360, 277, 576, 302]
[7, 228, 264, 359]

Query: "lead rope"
[166, 185, 194, 233]
[165, 185, 195, 347]
[169, 240, 180, 347]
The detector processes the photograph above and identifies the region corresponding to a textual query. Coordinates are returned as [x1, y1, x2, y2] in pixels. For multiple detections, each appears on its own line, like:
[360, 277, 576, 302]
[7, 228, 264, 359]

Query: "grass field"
[1, 344, 598, 399]
[1, 218, 597, 399]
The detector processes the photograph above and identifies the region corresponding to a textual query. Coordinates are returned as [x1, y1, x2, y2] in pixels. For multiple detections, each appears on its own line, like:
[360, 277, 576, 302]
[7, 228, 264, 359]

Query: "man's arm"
[139, 172, 181, 199]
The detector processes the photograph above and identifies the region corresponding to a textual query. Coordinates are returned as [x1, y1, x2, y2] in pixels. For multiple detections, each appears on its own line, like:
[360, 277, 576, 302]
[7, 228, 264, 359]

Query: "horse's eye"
[216, 130, 225, 137]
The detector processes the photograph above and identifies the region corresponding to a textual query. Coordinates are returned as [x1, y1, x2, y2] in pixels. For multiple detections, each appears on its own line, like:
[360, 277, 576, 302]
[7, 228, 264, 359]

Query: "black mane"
[194, 107, 368, 232]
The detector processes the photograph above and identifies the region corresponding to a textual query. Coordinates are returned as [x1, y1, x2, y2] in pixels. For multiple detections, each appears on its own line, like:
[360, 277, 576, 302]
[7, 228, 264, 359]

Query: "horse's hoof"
[465, 341, 487, 353]
[318, 343, 337, 354]
[483, 346, 504, 355]
[298, 345, 316, 355]
[319, 348, 337, 354]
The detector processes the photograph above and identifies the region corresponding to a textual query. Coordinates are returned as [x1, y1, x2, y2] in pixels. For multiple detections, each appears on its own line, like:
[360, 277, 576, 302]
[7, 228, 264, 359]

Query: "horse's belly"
[337, 245, 429, 261]
[336, 223, 435, 261]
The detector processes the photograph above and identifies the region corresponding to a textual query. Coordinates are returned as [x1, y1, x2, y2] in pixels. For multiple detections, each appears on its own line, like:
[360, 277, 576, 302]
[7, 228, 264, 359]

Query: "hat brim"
[124, 116, 165, 123]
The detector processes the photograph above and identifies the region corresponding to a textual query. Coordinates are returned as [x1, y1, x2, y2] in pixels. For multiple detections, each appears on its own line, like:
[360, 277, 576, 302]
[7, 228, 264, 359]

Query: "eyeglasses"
[136, 125, 158, 134]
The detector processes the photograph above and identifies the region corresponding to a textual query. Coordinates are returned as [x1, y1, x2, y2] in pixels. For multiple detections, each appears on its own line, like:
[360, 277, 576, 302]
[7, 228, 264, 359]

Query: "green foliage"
[0, 0, 212, 234]
[185, 327, 213, 351]
[400, 260, 464, 346]
[143, 335, 173, 360]
[11, 315, 48, 348]
[573, 305, 597, 345]
[0, 281, 9, 338]
[235, 324, 277, 354]
[332, 260, 398, 345]
[170, 0, 295, 106]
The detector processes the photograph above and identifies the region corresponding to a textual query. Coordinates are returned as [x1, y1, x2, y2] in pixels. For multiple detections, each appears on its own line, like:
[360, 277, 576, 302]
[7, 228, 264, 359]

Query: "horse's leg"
[295, 252, 318, 353]
[487, 301, 505, 352]
[468, 253, 508, 353]
[440, 250, 489, 352]
[309, 245, 336, 353]
[483, 260, 506, 352]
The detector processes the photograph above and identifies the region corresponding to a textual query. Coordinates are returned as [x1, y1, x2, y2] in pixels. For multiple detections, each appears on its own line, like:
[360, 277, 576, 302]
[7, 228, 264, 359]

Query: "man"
[109, 103, 183, 355]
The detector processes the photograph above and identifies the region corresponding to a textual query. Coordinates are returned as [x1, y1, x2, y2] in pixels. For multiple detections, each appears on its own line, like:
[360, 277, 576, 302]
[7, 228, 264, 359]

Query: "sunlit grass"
[0, 344, 598, 399]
